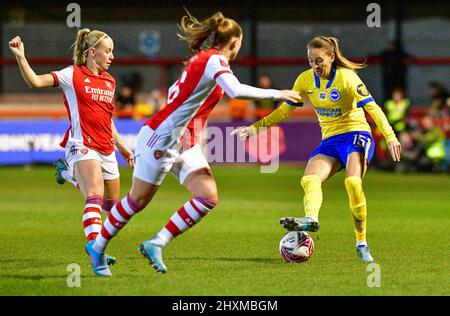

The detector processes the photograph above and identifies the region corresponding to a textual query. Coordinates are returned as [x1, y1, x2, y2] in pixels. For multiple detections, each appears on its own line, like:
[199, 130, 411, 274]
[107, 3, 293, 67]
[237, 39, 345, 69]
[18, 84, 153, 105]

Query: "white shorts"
[65, 140, 120, 181]
[133, 125, 210, 185]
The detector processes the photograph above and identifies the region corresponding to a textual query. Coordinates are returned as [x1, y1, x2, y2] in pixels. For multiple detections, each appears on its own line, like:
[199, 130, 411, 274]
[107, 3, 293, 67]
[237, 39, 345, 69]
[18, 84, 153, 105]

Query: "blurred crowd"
[114, 73, 280, 121]
[372, 83, 449, 173]
[114, 72, 164, 120]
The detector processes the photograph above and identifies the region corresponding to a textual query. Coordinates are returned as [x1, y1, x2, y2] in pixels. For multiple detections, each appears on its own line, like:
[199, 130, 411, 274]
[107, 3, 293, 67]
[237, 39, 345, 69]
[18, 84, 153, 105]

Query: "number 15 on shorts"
[353, 134, 369, 148]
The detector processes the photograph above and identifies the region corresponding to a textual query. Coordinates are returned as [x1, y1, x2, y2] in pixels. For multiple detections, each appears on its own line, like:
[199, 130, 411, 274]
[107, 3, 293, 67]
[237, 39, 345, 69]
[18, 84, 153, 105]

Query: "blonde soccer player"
[233, 36, 402, 262]
[9, 30, 134, 270]
[83, 11, 301, 276]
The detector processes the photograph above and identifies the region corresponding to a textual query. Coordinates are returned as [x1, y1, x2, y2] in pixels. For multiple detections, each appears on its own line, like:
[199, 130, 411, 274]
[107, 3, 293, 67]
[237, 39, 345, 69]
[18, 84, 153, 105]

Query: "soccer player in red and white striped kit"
[85, 10, 302, 276]
[9, 30, 134, 270]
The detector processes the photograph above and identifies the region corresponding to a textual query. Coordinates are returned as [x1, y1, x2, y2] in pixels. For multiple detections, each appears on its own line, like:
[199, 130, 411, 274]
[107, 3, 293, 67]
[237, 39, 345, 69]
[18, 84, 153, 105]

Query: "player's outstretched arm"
[364, 103, 402, 162]
[230, 126, 255, 141]
[216, 73, 301, 103]
[387, 139, 402, 162]
[231, 102, 296, 140]
[9, 36, 54, 88]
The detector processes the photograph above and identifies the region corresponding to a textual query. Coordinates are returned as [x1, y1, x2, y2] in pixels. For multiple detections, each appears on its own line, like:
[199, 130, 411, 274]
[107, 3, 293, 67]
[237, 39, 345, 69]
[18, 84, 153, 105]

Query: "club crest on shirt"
[357, 84, 369, 96]
[220, 59, 229, 68]
[105, 81, 112, 89]
[69, 145, 78, 156]
[80, 148, 89, 155]
[154, 150, 163, 160]
[329, 89, 340, 101]
[318, 91, 327, 101]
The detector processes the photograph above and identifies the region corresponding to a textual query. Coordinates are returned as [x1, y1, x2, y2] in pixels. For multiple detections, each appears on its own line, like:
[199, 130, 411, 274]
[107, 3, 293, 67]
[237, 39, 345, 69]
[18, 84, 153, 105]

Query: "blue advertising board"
[0, 120, 321, 165]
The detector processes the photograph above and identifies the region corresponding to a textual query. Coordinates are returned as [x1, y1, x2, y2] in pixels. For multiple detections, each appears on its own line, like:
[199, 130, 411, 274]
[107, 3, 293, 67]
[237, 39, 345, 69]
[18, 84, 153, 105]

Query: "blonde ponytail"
[72, 28, 110, 66]
[308, 36, 366, 71]
[178, 10, 242, 55]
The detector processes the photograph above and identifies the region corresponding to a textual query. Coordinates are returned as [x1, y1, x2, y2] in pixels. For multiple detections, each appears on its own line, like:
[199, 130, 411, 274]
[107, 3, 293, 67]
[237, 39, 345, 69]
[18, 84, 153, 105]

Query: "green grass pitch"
[0, 165, 448, 296]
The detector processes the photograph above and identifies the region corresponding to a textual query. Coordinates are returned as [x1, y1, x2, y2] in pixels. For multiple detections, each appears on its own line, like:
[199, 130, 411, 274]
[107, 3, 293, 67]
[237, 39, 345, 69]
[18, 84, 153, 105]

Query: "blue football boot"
[138, 241, 167, 274]
[85, 240, 112, 277]
[356, 245, 374, 263]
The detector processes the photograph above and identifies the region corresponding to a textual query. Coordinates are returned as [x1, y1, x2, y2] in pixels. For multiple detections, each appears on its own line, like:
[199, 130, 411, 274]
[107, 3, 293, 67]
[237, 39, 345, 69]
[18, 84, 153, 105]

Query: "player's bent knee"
[205, 195, 218, 208]
[128, 190, 152, 209]
[193, 186, 218, 208]
[195, 195, 218, 211]
[301, 175, 322, 189]
[344, 176, 363, 190]
[344, 176, 366, 205]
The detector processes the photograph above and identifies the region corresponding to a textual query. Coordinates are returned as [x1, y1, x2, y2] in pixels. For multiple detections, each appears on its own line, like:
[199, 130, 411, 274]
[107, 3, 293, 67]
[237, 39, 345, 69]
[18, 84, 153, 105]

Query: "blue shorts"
[309, 131, 375, 168]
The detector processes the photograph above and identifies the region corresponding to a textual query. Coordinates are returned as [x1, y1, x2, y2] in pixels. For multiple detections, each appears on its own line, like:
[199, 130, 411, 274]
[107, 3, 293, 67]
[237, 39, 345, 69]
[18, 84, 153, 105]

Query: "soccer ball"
[279, 231, 314, 262]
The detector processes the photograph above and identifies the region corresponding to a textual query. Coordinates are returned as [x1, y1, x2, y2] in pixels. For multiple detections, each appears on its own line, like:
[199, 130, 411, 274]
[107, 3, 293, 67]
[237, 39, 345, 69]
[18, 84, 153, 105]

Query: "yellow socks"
[300, 175, 322, 221]
[344, 176, 367, 243]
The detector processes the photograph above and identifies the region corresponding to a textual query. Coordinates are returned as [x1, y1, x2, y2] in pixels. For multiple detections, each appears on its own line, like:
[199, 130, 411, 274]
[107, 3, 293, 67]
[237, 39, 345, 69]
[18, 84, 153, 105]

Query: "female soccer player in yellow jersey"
[232, 36, 402, 262]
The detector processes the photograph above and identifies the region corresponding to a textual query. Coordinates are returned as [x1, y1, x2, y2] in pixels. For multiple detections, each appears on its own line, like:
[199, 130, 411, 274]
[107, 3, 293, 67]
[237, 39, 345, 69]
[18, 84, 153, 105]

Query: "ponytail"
[72, 28, 110, 66]
[178, 10, 242, 55]
[308, 36, 366, 71]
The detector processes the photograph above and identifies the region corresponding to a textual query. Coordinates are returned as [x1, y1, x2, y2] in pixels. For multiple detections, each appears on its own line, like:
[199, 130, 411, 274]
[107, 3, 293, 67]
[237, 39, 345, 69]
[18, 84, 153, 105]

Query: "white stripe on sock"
[155, 228, 173, 246]
[171, 213, 189, 231]
[192, 199, 211, 212]
[84, 224, 102, 235]
[121, 199, 136, 217]
[110, 207, 128, 223]
[83, 212, 101, 222]
[85, 204, 102, 211]
[104, 220, 117, 236]
[183, 203, 202, 222]
[93, 234, 108, 253]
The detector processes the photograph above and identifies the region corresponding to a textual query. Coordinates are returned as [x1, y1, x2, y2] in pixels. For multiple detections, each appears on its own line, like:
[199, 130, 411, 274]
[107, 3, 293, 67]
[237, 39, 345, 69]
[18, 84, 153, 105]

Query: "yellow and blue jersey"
[252, 64, 397, 144]
[289, 65, 376, 139]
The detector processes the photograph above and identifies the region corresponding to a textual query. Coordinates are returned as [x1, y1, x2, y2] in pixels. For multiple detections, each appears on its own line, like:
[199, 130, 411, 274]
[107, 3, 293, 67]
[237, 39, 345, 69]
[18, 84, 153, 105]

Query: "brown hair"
[307, 36, 366, 71]
[178, 10, 243, 55]
[72, 28, 110, 66]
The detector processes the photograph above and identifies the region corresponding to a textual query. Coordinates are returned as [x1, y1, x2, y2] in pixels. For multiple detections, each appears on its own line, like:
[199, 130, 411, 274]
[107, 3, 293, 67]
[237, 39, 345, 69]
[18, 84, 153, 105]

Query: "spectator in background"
[254, 74, 278, 119]
[374, 87, 409, 169]
[132, 89, 165, 120]
[428, 81, 449, 117]
[148, 89, 165, 114]
[394, 123, 422, 173]
[418, 115, 446, 172]
[115, 84, 136, 117]
[115, 72, 143, 118]
[384, 87, 410, 135]
[380, 41, 409, 103]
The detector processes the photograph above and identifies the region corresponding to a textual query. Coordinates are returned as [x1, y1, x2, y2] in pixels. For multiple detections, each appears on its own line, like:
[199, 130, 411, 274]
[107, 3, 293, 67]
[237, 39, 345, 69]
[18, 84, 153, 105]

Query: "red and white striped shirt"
[51, 65, 116, 155]
[145, 48, 232, 149]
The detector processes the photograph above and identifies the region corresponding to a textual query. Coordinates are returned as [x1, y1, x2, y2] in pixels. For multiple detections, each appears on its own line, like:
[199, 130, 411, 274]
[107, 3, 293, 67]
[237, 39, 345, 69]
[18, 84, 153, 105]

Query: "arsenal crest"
[154, 150, 163, 160]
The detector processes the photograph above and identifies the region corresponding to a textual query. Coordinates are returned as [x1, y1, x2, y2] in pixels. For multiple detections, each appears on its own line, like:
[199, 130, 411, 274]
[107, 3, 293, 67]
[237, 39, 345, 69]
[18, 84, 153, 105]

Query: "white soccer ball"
[279, 231, 314, 262]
